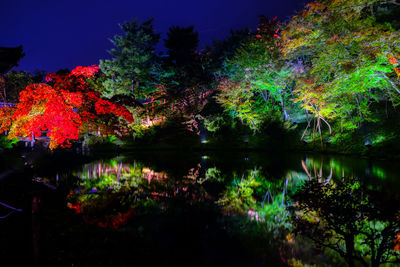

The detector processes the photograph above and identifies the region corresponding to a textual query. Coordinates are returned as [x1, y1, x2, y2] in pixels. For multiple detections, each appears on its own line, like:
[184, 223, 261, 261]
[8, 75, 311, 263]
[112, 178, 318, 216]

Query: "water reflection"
[67, 159, 209, 229]
[20, 152, 400, 266]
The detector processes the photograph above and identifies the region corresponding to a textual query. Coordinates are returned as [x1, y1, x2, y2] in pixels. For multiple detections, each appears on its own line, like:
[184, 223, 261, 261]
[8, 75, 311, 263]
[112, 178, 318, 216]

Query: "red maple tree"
[0, 65, 133, 149]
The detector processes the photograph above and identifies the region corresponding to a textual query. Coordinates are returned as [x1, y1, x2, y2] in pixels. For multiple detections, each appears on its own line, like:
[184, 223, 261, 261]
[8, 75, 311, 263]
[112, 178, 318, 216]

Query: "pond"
[1, 150, 400, 266]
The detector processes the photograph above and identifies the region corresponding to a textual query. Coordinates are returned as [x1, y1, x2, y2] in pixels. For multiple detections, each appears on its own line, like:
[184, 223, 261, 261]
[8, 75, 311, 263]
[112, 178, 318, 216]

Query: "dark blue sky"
[1, 0, 307, 73]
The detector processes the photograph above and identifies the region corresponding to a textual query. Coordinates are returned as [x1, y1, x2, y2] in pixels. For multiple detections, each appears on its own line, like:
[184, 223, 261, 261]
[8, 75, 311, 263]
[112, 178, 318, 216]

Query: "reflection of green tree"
[75, 159, 145, 192]
[68, 158, 211, 228]
[217, 169, 261, 215]
[203, 167, 223, 183]
[216, 168, 305, 233]
[290, 179, 400, 267]
[68, 159, 154, 228]
[303, 156, 389, 181]
[257, 171, 307, 233]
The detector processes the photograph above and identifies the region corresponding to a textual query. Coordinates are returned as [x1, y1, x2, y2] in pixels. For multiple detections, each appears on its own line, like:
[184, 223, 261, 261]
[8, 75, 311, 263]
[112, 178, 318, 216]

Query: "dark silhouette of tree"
[290, 178, 400, 267]
[203, 27, 252, 78]
[162, 25, 205, 90]
[164, 25, 199, 68]
[3, 71, 46, 103]
[0, 46, 25, 103]
[0, 46, 24, 75]
[162, 25, 212, 117]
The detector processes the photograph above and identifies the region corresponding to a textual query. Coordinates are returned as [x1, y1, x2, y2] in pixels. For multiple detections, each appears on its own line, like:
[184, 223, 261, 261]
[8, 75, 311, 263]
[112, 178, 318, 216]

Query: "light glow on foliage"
[0, 65, 134, 149]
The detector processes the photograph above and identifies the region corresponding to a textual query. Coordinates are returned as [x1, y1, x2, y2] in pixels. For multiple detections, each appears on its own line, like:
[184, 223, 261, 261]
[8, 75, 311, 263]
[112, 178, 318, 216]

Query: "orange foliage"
[0, 106, 15, 134]
[395, 233, 400, 251]
[388, 55, 398, 65]
[388, 55, 400, 79]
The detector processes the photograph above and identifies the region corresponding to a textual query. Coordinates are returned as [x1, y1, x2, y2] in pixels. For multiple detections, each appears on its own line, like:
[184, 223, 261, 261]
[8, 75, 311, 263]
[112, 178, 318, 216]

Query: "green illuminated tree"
[216, 16, 297, 131]
[100, 18, 160, 100]
[282, 0, 400, 135]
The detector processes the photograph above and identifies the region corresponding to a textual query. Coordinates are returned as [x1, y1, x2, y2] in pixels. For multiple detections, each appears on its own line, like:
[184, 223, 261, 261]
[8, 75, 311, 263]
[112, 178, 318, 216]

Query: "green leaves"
[216, 21, 296, 130]
[100, 18, 160, 99]
[283, 0, 400, 134]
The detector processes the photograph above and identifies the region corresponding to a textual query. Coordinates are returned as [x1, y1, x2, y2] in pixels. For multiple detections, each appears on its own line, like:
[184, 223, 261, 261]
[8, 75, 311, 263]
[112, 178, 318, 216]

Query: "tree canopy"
[0, 66, 133, 149]
[100, 18, 160, 100]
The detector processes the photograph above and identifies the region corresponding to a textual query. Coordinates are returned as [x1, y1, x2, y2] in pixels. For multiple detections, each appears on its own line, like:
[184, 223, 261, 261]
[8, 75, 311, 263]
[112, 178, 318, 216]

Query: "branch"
[0, 201, 23, 219]
[379, 72, 400, 94]
[311, 104, 332, 135]
[0, 201, 23, 212]
[385, 1, 400, 6]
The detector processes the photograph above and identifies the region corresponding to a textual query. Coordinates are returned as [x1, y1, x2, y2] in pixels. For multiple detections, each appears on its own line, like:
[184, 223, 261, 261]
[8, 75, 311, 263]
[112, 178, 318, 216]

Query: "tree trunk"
[117, 162, 122, 182]
[131, 80, 135, 99]
[278, 89, 289, 120]
[345, 236, 356, 267]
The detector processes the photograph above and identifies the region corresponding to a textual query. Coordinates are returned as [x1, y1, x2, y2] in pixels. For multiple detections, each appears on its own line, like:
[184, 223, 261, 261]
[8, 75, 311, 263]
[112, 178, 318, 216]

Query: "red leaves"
[70, 65, 100, 78]
[62, 91, 83, 106]
[95, 98, 134, 123]
[9, 83, 82, 149]
[7, 65, 134, 149]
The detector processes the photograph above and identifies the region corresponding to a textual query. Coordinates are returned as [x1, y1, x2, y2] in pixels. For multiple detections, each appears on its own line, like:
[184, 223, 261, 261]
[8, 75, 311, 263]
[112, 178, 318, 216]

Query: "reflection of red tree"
[83, 208, 136, 230]
[67, 200, 136, 230]
[67, 201, 83, 214]
[395, 233, 400, 251]
[66, 162, 211, 230]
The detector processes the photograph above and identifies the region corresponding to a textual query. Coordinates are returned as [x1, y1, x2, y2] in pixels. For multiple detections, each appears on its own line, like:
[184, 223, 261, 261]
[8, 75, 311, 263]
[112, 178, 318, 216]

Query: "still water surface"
[0, 151, 399, 266]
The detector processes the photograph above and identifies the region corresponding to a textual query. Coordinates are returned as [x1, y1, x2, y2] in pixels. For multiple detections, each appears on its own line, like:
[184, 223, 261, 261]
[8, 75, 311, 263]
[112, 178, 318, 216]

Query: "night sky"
[1, 0, 308, 73]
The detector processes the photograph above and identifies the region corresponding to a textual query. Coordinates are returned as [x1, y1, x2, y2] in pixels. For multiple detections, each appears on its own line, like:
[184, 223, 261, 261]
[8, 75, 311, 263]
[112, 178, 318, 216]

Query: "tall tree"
[164, 25, 199, 70]
[100, 18, 160, 100]
[163, 25, 213, 90]
[216, 16, 296, 131]
[162, 25, 212, 118]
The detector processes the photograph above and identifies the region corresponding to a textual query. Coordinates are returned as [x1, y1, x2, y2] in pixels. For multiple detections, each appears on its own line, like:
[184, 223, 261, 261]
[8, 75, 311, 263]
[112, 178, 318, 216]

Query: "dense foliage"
[1, 2, 400, 266]
[1, 0, 400, 154]
[99, 19, 160, 100]
[0, 66, 133, 149]
[283, 0, 400, 133]
[291, 178, 400, 266]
